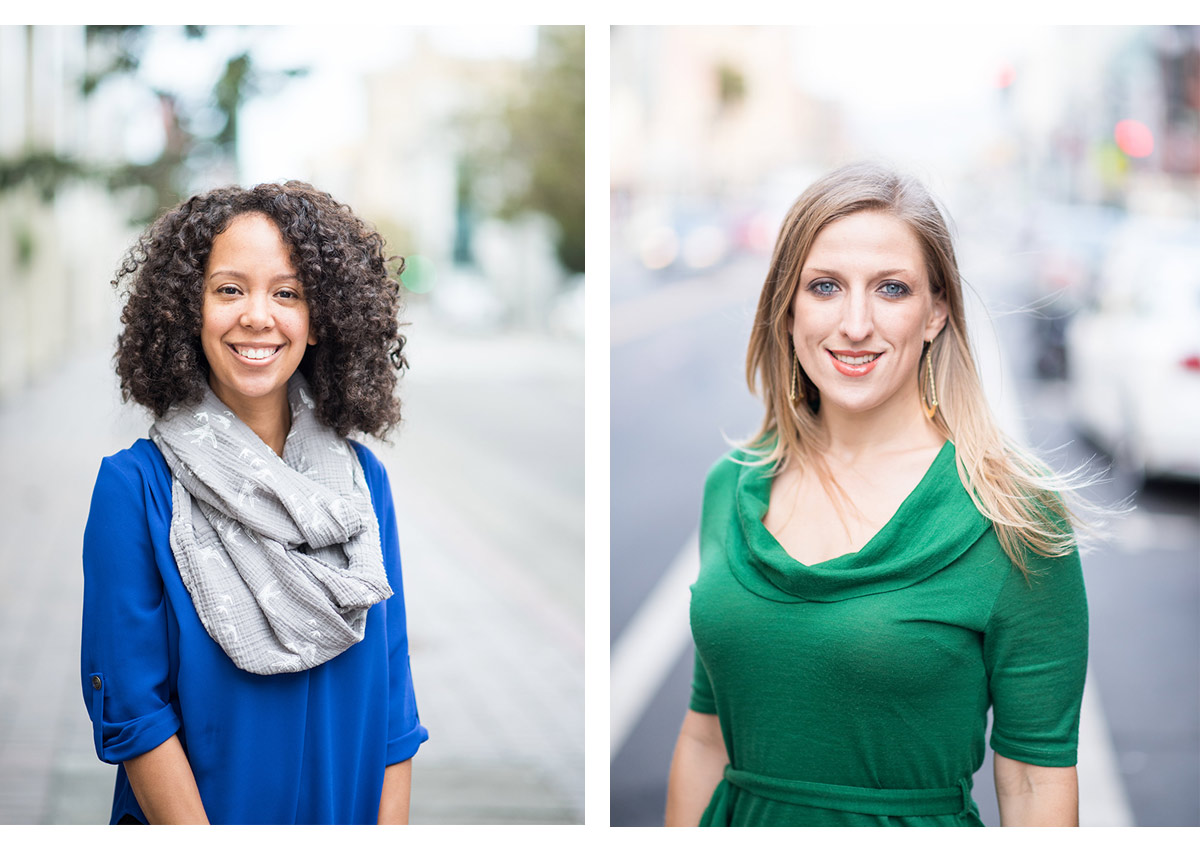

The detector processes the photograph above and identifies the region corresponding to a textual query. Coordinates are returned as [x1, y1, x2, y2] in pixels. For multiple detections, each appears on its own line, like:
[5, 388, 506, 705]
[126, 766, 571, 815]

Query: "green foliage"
[469, 26, 585, 276]
[80, 25, 148, 97]
[0, 151, 95, 202]
[14, 223, 35, 271]
[716, 62, 746, 109]
[210, 51, 308, 157]
[12, 26, 308, 224]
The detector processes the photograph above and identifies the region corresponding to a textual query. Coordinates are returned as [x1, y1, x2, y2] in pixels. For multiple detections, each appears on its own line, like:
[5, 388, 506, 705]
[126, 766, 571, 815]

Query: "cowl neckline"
[728, 441, 991, 603]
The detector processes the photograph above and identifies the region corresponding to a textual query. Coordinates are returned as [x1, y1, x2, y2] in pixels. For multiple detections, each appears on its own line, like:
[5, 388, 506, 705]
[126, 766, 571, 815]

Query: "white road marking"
[610, 532, 698, 758]
[1078, 673, 1136, 826]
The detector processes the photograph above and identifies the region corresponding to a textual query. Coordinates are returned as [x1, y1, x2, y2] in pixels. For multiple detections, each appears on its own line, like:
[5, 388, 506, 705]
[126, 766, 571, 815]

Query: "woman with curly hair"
[665, 163, 1095, 827]
[80, 182, 427, 824]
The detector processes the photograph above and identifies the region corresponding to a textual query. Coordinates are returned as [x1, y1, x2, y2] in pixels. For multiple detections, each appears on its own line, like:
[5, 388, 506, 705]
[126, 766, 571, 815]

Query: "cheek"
[879, 306, 932, 346]
[791, 306, 835, 349]
[199, 305, 227, 343]
[295, 309, 315, 346]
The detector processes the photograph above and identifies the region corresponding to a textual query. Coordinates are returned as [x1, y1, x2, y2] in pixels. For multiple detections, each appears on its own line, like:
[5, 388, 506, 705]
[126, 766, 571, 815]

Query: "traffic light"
[1114, 119, 1154, 158]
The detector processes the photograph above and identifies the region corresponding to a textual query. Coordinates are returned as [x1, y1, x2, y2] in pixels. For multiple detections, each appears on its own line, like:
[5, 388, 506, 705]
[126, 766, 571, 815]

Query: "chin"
[814, 386, 898, 416]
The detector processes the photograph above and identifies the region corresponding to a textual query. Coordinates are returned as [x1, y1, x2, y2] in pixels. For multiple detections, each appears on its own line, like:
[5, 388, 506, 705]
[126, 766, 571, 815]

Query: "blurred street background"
[0, 25, 583, 824]
[610, 26, 1199, 827]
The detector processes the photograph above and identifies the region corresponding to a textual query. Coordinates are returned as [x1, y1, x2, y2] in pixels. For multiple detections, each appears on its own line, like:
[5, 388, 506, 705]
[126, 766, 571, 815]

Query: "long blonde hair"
[744, 162, 1094, 574]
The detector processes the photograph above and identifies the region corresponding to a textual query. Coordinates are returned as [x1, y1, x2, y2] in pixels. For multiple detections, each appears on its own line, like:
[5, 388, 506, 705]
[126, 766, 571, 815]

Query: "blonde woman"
[666, 163, 1089, 827]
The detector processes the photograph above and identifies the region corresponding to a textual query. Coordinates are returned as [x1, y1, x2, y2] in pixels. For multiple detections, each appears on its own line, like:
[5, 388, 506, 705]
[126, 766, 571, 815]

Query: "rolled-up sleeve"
[81, 455, 181, 764]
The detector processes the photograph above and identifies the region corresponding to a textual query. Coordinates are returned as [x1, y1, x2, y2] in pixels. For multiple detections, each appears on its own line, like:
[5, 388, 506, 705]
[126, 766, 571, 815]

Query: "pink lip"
[827, 349, 881, 376]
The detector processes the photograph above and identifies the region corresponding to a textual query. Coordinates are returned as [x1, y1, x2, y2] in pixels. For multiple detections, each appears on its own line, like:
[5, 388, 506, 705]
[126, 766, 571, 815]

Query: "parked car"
[1064, 217, 1200, 482]
[1022, 202, 1125, 379]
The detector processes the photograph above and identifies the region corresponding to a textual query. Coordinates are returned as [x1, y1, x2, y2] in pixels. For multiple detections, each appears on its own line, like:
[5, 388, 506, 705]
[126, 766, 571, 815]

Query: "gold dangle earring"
[921, 341, 938, 419]
[790, 345, 804, 406]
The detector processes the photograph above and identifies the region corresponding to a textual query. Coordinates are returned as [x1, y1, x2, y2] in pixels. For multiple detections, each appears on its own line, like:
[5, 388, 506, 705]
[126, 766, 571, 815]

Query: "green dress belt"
[700, 765, 975, 824]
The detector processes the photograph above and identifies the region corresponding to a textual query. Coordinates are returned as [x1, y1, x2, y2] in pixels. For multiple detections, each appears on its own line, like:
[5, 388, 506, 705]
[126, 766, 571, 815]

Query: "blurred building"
[306, 30, 571, 332]
[611, 27, 846, 273]
[1006, 26, 1199, 214]
[0, 25, 139, 401]
[612, 26, 844, 199]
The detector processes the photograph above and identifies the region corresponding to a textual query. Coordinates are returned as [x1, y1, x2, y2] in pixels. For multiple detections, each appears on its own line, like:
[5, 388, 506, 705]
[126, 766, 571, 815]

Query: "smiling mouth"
[230, 344, 282, 361]
[829, 351, 881, 365]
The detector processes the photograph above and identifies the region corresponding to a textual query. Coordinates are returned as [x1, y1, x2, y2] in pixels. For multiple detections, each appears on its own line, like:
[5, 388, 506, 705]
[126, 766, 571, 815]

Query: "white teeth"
[832, 352, 880, 365]
[236, 347, 279, 360]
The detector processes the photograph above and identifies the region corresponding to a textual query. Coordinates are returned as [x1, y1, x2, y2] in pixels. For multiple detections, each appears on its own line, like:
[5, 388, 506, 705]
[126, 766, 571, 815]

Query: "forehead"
[206, 213, 295, 271]
[803, 210, 926, 276]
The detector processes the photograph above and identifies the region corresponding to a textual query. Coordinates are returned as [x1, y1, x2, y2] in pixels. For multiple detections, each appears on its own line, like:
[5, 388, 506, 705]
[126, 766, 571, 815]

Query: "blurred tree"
[469, 26, 584, 276]
[0, 150, 95, 202]
[716, 62, 746, 112]
[79, 24, 154, 96]
[0, 26, 307, 223]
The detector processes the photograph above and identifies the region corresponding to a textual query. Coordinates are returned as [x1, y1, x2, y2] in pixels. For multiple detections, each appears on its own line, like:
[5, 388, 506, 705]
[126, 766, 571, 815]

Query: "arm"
[123, 734, 209, 824]
[994, 753, 1078, 826]
[354, 445, 427, 824]
[377, 759, 413, 824]
[984, 543, 1088, 827]
[665, 709, 728, 826]
[83, 453, 193, 820]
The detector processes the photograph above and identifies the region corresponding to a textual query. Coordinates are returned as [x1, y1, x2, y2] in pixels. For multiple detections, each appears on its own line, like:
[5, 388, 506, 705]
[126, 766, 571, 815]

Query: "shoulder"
[93, 438, 169, 498]
[701, 446, 767, 524]
[704, 446, 758, 487]
[703, 445, 768, 499]
[348, 438, 385, 475]
[950, 440, 1081, 554]
[348, 439, 393, 500]
[85, 439, 171, 557]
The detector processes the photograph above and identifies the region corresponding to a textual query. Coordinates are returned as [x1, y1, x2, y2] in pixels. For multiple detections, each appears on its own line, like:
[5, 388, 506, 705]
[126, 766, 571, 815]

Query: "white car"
[1065, 217, 1200, 482]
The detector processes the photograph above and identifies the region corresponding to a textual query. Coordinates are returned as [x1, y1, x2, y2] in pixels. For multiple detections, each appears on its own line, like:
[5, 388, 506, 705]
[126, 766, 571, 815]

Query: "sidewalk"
[0, 312, 584, 825]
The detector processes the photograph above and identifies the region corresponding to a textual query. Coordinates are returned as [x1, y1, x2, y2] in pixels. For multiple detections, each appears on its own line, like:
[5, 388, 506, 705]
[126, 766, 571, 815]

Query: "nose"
[240, 290, 274, 330]
[838, 288, 873, 342]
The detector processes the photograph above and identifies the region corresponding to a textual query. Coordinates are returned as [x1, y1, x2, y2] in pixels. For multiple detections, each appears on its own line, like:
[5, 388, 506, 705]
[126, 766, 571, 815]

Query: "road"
[610, 242, 1199, 827]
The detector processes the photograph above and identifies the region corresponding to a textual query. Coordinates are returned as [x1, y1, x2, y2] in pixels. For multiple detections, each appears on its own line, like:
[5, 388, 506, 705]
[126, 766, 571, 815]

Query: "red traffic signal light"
[1114, 120, 1154, 158]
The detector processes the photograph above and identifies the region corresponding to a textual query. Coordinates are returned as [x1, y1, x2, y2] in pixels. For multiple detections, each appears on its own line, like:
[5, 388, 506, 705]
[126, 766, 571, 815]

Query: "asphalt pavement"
[0, 307, 584, 825]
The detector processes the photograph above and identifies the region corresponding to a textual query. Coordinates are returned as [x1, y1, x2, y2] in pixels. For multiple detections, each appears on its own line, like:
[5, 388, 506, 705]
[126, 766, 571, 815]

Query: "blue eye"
[810, 279, 838, 295]
[880, 281, 910, 296]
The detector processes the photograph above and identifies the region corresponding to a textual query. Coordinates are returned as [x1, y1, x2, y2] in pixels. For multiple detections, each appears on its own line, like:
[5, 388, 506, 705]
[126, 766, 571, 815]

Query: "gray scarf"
[149, 374, 392, 675]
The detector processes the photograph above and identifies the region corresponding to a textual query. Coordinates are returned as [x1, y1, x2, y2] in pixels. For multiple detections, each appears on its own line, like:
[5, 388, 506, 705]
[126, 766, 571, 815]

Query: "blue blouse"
[80, 438, 428, 824]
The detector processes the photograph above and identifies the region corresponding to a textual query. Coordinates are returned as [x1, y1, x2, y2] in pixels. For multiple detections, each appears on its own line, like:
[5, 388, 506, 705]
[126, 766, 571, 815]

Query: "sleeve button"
[91, 676, 102, 690]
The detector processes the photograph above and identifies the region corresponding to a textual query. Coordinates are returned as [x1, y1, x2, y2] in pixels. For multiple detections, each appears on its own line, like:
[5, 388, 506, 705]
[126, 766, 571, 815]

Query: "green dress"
[689, 441, 1088, 826]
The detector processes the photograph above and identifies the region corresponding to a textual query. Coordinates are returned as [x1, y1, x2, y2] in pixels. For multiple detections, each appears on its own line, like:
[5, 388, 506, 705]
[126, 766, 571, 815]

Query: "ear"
[308, 328, 318, 346]
[925, 296, 949, 340]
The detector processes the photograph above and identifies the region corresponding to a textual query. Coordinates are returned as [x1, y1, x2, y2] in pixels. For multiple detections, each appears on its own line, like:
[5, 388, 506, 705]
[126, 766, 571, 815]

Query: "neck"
[816, 387, 944, 467]
[208, 380, 292, 457]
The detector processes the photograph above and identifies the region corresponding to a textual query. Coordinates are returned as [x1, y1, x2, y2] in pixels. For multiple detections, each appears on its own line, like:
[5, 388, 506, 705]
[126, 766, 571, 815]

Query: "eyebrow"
[207, 269, 300, 282]
[805, 267, 915, 278]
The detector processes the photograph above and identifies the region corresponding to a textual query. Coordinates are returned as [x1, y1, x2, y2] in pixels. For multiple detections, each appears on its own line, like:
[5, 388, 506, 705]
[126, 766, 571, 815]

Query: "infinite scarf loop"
[149, 374, 392, 675]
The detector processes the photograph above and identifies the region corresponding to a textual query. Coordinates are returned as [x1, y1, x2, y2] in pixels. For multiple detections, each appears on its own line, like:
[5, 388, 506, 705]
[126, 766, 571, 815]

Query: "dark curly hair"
[113, 181, 406, 439]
